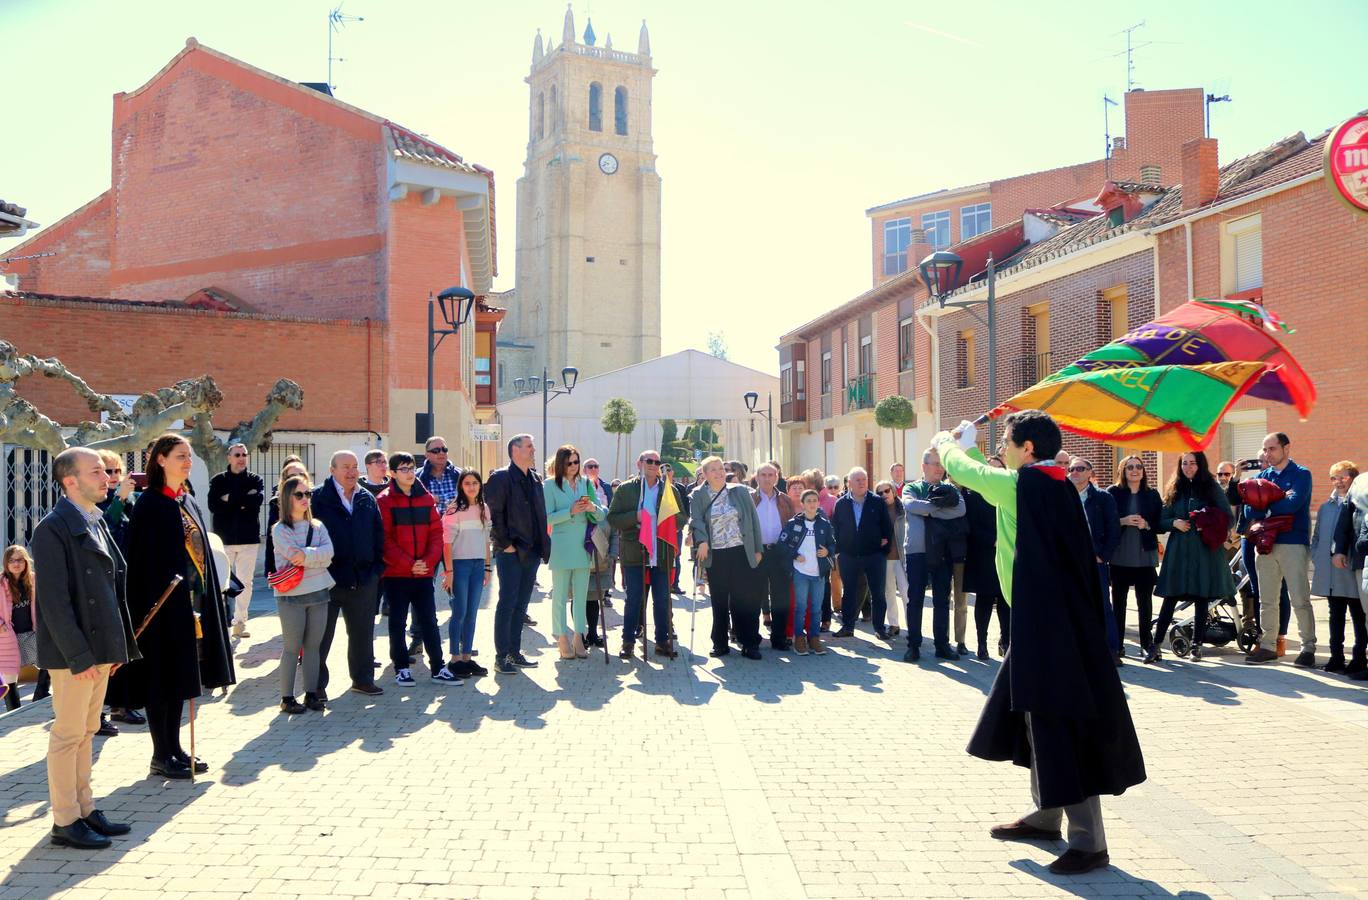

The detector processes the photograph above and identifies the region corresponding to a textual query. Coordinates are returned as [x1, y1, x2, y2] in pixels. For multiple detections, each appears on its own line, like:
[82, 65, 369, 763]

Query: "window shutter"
[1233, 228, 1263, 292]
[1229, 415, 1267, 461]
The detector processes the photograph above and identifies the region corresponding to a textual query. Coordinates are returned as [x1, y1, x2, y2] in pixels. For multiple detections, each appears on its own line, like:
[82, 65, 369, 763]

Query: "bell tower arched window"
[588, 82, 603, 132]
[536, 93, 545, 140]
[614, 87, 628, 135]
[549, 85, 558, 133]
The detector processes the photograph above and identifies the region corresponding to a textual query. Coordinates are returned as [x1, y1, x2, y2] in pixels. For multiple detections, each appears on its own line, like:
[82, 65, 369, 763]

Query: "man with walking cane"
[32, 447, 141, 849]
[607, 450, 687, 660]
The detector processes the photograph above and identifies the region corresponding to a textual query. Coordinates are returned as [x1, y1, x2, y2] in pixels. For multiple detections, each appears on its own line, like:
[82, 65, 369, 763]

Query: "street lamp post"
[517, 365, 579, 456]
[420, 286, 477, 445]
[920, 251, 998, 448]
[743, 391, 774, 462]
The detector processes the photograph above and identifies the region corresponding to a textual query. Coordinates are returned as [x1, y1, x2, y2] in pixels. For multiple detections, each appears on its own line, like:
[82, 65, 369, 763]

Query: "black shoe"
[51, 820, 111, 849]
[602, 597, 613, 609]
[97, 716, 119, 737]
[709, 647, 731, 658]
[1323, 657, 1347, 673]
[494, 655, 517, 674]
[833, 627, 855, 638]
[772, 640, 792, 651]
[671, 586, 685, 595]
[933, 645, 960, 661]
[742, 647, 762, 661]
[110, 708, 146, 726]
[1246, 647, 1278, 664]
[149, 757, 194, 780]
[523, 614, 537, 626]
[1294, 650, 1316, 668]
[1189, 646, 1203, 661]
[989, 820, 1062, 842]
[1347, 656, 1367, 674]
[512, 653, 538, 668]
[372, 660, 382, 668]
[350, 682, 385, 696]
[465, 660, 489, 677]
[977, 644, 990, 660]
[172, 751, 208, 774]
[874, 629, 891, 641]
[82, 810, 131, 837]
[619, 643, 635, 660]
[1048, 848, 1110, 875]
[303, 692, 326, 711]
[280, 696, 307, 715]
[1144, 646, 1161, 664]
[1349, 668, 1368, 681]
[902, 647, 921, 663]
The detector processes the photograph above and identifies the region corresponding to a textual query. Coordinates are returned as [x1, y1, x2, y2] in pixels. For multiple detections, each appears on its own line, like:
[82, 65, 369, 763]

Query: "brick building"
[1, 38, 503, 478]
[779, 104, 1367, 490]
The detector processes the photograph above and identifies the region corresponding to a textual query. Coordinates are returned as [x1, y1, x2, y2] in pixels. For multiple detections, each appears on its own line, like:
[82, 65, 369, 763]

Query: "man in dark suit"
[830, 467, 893, 638]
[484, 434, 551, 674]
[1069, 457, 1122, 657]
[31, 447, 140, 850]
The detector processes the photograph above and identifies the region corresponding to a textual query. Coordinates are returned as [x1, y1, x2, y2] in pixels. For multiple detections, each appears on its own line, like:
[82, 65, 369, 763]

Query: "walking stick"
[642, 555, 650, 663]
[134, 575, 185, 639]
[690, 558, 700, 663]
[188, 698, 196, 784]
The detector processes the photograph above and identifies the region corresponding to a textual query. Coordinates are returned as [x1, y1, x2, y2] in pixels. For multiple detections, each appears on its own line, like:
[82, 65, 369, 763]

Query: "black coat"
[207, 469, 265, 545]
[1082, 484, 1121, 563]
[485, 464, 551, 563]
[831, 492, 893, 557]
[1333, 498, 1367, 571]
[31, 498, 141, 673]
[312, 477, 386, 590]
[961, 487, 1000, 597]
[1106, 485, 1163, 552]
[107, 490, 236, 707]
[967, 465, 1146, 809]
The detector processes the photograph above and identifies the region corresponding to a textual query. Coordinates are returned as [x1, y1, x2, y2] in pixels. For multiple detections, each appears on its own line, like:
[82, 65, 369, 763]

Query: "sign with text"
[471, 423, 502, 442]
[1325, 115, 1368, 214]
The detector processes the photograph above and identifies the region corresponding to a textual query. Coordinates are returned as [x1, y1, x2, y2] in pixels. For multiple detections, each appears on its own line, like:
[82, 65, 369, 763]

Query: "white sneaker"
[395, 668, 415, 686]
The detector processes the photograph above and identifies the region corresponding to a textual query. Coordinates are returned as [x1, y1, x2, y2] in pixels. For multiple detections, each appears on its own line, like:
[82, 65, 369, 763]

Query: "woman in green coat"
[543, 444, 605, 660]
[1148, 450, 1235, 663]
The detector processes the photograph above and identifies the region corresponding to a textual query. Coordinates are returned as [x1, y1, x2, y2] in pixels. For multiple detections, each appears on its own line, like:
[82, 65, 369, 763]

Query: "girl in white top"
[439, 471, 493, 679]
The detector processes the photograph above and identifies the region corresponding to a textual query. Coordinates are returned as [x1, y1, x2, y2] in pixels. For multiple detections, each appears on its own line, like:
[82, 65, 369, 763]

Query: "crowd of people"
[5, 419, 1366, 854]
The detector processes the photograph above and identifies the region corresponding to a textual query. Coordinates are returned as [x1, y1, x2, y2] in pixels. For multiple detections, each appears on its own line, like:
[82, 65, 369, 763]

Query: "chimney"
[1181, 138, 1219, 210]
[908, 228, 934, 274]
[1140, 164, 1162, 185]
[1112, 136, 1126, 152]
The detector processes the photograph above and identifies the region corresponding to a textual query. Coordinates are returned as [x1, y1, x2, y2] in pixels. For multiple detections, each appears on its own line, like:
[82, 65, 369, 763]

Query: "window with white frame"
[859, 334, 873, 375]
[795, 359, 806, 400]
[1228, 214, 1263, 293]
[961, 203, 991, 240]
[899, 316, 915, 371]
[780, 363, 793, 403]
[820, 351, 832, 395]
[883, 218, 911, 276]
[922, 210, 950, 249]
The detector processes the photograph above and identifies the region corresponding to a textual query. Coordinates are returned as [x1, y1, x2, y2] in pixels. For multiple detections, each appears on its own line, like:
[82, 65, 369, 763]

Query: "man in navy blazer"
[830, 467, 894, 637]
[1069, 457, 1122, 655]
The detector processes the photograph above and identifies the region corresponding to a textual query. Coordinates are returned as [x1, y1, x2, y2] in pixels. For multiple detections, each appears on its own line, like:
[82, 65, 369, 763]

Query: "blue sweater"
[1246, 460, 1313, 546]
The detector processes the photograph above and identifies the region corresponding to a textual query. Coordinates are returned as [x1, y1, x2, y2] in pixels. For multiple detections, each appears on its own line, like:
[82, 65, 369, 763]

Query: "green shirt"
[934, 437, 1019, 606]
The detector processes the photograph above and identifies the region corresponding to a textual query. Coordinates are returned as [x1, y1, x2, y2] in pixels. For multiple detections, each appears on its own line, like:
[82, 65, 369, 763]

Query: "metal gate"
[248, 442, 316, 539]
[1, 444, 59, 549]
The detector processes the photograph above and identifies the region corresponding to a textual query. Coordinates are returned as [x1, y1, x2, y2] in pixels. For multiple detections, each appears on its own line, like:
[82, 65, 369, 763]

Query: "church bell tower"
[499, 6, 662, 400]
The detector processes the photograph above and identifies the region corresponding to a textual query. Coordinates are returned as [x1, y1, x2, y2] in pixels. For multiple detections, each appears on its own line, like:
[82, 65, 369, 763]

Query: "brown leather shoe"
[654, 641, 676, 658]
[1277, 636, 1287, 657]
[809, 636, 827, 655]
[794, 637, 810, 655]
[989, 819, 1062, 842]
[619, 641, 635, 660]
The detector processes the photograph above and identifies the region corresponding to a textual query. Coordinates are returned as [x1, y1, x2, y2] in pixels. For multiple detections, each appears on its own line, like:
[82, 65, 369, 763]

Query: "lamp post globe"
[918, 250, 964, 302]
[561, 366, 579, 392]
[437, 285, 476, 328]
[743, 391, 759, 413]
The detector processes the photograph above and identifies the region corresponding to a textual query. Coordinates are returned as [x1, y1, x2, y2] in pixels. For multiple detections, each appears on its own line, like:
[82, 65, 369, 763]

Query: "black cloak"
[966, 464, 1146, 809]
[105, 489, 236, 707]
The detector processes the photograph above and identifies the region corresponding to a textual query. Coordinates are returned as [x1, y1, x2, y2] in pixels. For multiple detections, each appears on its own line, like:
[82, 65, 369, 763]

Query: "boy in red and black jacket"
[376, 452, 450, 686]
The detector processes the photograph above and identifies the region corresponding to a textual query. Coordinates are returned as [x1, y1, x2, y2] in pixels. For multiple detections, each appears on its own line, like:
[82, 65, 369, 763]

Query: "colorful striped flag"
[988, 299, 1316, 452]
[639, 473, 682, 568]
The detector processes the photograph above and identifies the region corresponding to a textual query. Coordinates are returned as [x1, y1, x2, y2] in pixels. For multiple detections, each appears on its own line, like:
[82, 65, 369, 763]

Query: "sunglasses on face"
[877, 489, 891, 496]
[642, 459, 661, 465]
[427, 447, 448, 454]
[1125, 464, 1144, 471]
[105, 469, 122, 476]
[229, 452, 248, 458]
[1068, 466, 1090, 473]
[567, 459, 580, 466]
[584, 463, 599, 470]
[292, 491, 310, 500]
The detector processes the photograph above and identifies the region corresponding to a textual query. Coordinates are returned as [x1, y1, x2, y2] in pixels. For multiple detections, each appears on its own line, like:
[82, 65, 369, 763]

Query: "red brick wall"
[386, 193, 470, 392]
[1158, 180, 1368, 483]
[2, 194, 112, 297]
[937, 249, 1157, 467]
[106, 48, 386, 319]
[1119, 88, 1207, 185]
[1, 297, 387, 433]
[874, 303, 898, 401]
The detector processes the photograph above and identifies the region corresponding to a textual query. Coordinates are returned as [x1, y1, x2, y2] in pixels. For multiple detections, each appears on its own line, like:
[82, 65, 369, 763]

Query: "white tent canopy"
[496, 349, 779, 481]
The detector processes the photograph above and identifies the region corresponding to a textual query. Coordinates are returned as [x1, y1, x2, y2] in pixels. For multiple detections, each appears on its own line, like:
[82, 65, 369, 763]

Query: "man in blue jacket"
[313, 451, 387, 696]
[830, 467, 893, 638]
[1246, 432, 1316, 666]
[1068, 456, 1122, 658]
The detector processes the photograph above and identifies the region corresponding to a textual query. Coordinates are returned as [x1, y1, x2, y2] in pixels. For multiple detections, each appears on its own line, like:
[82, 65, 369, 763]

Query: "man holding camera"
[1245, 432, 1316, 666]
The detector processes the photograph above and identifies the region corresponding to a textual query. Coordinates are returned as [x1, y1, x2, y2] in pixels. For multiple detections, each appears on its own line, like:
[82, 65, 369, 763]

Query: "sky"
[2, 0, 1365, 375]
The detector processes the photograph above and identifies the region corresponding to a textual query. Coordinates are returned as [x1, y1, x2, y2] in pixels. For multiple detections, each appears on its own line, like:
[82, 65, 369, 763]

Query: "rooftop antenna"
[1119, 21, 1147, 91]
[328, 3, 364, 93]
[1104, 95, 1120, 179]
[1205, 92, 1232, 138]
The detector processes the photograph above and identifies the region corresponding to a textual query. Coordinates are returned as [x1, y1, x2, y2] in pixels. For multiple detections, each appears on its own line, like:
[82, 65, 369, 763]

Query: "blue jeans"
[447, 557, 485, 657]
[906, 552, 952, 649]
[792, 572, 825, 638]
[624, 561, 672, 645]
[494, 551, 541, 659]
[837, 551, 887, 631]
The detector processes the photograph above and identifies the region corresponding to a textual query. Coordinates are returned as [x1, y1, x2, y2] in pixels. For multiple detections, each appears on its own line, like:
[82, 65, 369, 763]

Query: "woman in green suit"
[543, 444, 605, 659]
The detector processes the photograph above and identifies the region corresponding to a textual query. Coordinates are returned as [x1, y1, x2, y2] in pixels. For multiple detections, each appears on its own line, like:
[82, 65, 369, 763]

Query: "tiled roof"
[1207, 131, 1319, 205]
[1106, 180, 1167, 194]
[385, 123, 479, 174]
[5, 289, 239, 312]
[0, 200, 27, 218]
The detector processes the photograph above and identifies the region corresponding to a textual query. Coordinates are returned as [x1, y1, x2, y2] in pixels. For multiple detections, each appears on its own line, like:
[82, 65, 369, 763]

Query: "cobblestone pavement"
[3, 570, 1368, 899]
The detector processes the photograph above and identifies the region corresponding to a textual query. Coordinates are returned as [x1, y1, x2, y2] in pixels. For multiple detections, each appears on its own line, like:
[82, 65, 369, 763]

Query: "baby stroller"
[1165, 552, 1262, 657]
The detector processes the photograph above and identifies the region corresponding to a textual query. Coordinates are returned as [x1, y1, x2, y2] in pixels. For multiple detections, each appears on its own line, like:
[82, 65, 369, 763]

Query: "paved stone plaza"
[3, 572, 1368, 899]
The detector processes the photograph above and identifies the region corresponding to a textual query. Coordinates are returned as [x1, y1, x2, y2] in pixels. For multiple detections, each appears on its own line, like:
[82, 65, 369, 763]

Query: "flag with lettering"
[986, 299, 1316, 452]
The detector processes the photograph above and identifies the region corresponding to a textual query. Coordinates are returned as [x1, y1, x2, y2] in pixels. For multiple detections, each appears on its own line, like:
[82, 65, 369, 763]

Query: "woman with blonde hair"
[543, 445, 605, 660]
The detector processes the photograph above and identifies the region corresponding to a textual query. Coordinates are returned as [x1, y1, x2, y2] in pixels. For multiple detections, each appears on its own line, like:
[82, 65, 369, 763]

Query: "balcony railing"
[1017, 351, 1053, 392]
[846, 373, 875, 411]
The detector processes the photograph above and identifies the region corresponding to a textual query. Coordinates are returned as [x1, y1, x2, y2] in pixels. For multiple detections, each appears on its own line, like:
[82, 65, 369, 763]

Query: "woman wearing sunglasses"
[270, 474, 335, 713]
[543, 445, 605, 660]
[1107, 456, 1163, 659]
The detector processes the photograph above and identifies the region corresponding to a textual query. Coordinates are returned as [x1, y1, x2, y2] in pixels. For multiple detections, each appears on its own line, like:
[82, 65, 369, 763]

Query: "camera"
[1238, 458, 1262, 472]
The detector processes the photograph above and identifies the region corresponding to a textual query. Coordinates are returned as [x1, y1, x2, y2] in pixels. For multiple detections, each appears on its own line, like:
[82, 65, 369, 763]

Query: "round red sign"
[1325, 115, 1368, 214]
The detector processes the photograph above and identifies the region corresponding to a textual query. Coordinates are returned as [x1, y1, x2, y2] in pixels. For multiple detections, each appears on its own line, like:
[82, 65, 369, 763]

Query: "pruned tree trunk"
[0, 340, 303, 466]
